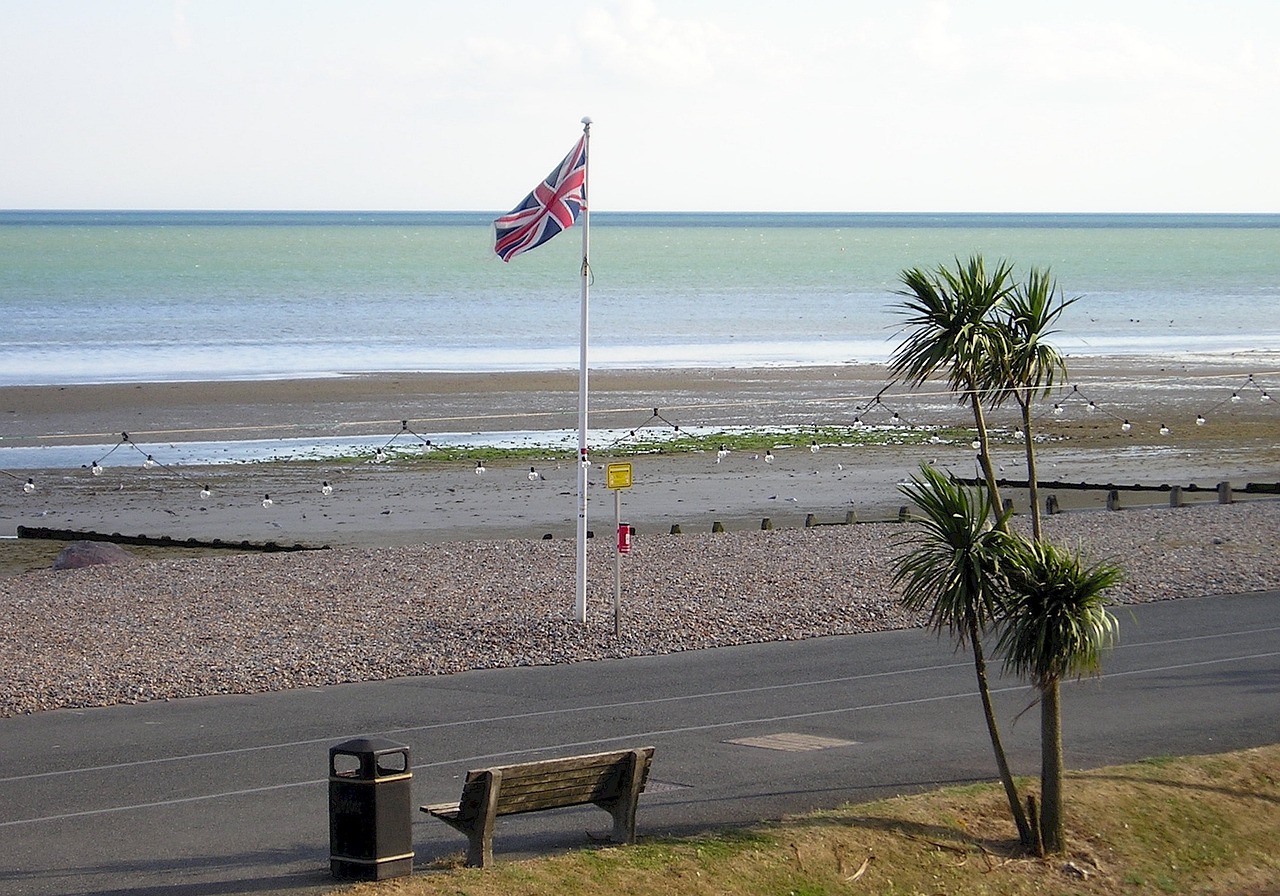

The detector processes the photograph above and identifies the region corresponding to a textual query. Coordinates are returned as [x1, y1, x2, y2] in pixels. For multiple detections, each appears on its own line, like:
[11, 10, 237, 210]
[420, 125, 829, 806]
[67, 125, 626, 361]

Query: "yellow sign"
[606, 462, 633, 490]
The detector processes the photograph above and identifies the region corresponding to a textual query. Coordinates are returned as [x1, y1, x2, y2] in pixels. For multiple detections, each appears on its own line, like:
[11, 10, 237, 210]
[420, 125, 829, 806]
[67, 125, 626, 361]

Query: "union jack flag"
[493, 136, 588, 262]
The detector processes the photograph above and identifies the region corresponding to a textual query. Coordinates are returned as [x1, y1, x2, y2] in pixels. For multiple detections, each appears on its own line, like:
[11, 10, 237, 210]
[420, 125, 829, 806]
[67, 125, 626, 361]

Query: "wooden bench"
[422, 746, 655, 868]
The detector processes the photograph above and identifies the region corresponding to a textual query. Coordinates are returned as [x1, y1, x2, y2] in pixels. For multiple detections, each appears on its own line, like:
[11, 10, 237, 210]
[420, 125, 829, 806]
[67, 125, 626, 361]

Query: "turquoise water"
[1, 211, 1278, 386]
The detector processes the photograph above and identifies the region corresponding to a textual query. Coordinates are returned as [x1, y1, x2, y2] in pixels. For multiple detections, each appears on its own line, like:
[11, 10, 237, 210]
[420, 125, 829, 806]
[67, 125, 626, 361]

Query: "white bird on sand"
[23, 478, 35, 493]
[716, 445, 728, 463]
[809, 441, 819, 453]
[91, 462, 104, 476]
[476, 461, 486, 475]
[764, 450, 774, 464]
[322, 481, 333, 496]
[200, 485, 211, 499]
[262, 494, 273, 508]
[528, 467, 540, 481]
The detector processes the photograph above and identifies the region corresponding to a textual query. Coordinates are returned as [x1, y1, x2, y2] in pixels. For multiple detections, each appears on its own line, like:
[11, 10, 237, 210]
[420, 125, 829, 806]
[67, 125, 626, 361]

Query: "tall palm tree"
[992, 269, 1075, 540]
[895, 465, 1033, 846]
[996, 538, 1121, 854]
[890, 256, 1015, 522]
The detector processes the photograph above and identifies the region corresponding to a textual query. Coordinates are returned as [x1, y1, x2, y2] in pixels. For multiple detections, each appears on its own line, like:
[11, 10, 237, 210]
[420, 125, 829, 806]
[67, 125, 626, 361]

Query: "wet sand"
[3, 356, 1280, 567]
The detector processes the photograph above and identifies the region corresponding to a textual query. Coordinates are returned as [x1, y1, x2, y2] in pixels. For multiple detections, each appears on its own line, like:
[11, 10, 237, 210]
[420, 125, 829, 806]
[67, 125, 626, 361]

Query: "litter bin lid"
[331, 736, 409, 756]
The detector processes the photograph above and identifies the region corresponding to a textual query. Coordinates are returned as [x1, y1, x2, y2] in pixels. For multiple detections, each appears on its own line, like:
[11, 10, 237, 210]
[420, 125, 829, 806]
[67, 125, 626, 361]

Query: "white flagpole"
[575, 116, 592, 623]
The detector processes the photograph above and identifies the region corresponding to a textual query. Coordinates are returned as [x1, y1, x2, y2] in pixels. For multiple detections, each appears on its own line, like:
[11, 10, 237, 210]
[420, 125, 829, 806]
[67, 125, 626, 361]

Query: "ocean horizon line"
[3, 210, 1279, 228]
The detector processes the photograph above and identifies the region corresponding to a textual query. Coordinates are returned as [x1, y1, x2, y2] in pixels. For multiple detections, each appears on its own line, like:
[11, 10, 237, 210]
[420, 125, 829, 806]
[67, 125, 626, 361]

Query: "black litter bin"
[329, 736, 414, 880]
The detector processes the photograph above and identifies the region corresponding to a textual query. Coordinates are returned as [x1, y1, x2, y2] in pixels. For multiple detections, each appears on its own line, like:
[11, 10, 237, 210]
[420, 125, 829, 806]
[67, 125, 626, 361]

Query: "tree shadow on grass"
[1079, 771, 1280, 807]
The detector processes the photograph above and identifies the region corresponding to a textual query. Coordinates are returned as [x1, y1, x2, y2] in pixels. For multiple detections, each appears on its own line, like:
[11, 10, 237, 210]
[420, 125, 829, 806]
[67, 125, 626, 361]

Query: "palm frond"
[995, 538, 1122, 686]
[893, 465, 1012, 639]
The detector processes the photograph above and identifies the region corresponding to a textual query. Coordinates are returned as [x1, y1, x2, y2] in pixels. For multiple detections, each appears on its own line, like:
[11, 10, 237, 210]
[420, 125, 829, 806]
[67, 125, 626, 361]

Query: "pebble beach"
[3, 499, 1279, 719]
[3, 360, 1280, 718]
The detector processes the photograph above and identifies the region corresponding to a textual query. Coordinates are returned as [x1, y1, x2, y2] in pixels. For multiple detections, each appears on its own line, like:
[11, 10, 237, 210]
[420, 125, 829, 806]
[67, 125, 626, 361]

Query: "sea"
[3, 211, 1279, 387]
[1, 211, 1278, 469]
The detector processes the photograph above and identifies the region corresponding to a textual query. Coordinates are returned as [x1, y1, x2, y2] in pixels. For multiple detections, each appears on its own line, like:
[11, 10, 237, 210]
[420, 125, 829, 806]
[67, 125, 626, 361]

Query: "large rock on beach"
[52, 541, 134, 571]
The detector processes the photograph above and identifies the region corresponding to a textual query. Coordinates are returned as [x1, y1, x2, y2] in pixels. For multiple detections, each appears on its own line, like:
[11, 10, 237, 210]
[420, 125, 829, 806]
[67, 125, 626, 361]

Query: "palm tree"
[891, 255, 1015, 522]
[895, 464, 1033, 846]
[992, 269, 1075, 540]
[996, 538, 1121, 854]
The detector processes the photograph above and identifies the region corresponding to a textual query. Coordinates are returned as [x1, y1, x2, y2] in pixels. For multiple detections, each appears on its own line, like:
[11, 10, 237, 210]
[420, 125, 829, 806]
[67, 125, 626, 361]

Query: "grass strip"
[335, 744, 1279, 896]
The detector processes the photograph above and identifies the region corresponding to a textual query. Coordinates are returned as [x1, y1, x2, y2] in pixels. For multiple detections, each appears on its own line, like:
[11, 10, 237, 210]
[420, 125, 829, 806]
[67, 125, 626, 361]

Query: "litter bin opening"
[376, 752, 407, 776]
[332, 753, 362, 777]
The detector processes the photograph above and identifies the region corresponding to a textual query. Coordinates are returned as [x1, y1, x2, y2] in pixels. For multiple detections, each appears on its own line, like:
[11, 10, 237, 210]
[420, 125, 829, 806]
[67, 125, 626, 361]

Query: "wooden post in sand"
[1217, 481, 1233, 504]
[1169, 485, 1184, 508]
[1106, 489, 1121, 511]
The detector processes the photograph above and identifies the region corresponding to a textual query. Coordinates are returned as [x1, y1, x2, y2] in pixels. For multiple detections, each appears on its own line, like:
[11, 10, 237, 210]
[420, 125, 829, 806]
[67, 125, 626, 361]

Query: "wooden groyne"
[15, 526, 327, 553]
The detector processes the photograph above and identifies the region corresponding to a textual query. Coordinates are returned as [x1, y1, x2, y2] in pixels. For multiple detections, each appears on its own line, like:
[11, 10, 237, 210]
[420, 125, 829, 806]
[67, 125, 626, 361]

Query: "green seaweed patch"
[279, 425, 988, 467]
[612, 425, 979, 456]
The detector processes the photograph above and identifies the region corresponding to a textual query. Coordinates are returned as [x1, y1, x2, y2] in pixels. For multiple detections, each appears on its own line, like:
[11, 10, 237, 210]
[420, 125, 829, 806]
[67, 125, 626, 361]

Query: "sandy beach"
[2, 356, 1279, 717]
[4, 357, 1280, 551]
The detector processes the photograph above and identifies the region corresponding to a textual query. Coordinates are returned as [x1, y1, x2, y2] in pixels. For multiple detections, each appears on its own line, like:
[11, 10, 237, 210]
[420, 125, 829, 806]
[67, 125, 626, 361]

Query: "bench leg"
[465, 828, 493, 869]
[464, 769, 502, 868]
[601, 749, 646, 844]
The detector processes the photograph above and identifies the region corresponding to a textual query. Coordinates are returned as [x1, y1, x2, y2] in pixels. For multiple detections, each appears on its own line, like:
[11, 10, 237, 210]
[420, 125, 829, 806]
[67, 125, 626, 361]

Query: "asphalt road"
[0, 590, 1276, 896]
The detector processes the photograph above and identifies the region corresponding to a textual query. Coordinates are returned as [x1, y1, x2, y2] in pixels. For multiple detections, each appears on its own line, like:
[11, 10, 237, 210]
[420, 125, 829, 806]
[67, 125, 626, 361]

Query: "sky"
[2, 0, 1278, 213]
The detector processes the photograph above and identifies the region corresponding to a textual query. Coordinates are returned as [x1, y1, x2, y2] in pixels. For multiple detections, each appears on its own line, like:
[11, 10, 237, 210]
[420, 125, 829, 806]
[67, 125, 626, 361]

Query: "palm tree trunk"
[969, 393, 1005, 525]
[968, 622, 1033, 846]
[1040, 679, 1065, 853]
[1019, 396, 1043, 541]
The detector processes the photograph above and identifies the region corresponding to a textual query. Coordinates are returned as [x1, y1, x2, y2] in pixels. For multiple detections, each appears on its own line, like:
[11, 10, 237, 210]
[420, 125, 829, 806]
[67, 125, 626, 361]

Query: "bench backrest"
[455, 747, 654, 823]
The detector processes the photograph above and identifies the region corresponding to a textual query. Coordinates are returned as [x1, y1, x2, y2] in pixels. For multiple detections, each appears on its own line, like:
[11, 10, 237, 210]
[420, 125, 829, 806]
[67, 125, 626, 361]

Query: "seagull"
[262, 494, 273, 508]
[475, 461, 486, 475]
[1196, 414, 1206, 426]
[1159, 424, 1170, 436]
[91, 462, 104, 477]
[1121, 420, 1131, 432]
[200, 485, 211, 499]
[23, 478, 35, 493]
[764, 450, 774, 464]
[528, 467, 541, 481]
[809, 441, 820, 453]
[716, 445, 729, 462]
[143, 455, 158, 469]
[374, 448, 389, 464]
[321, 481, 333, 496]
